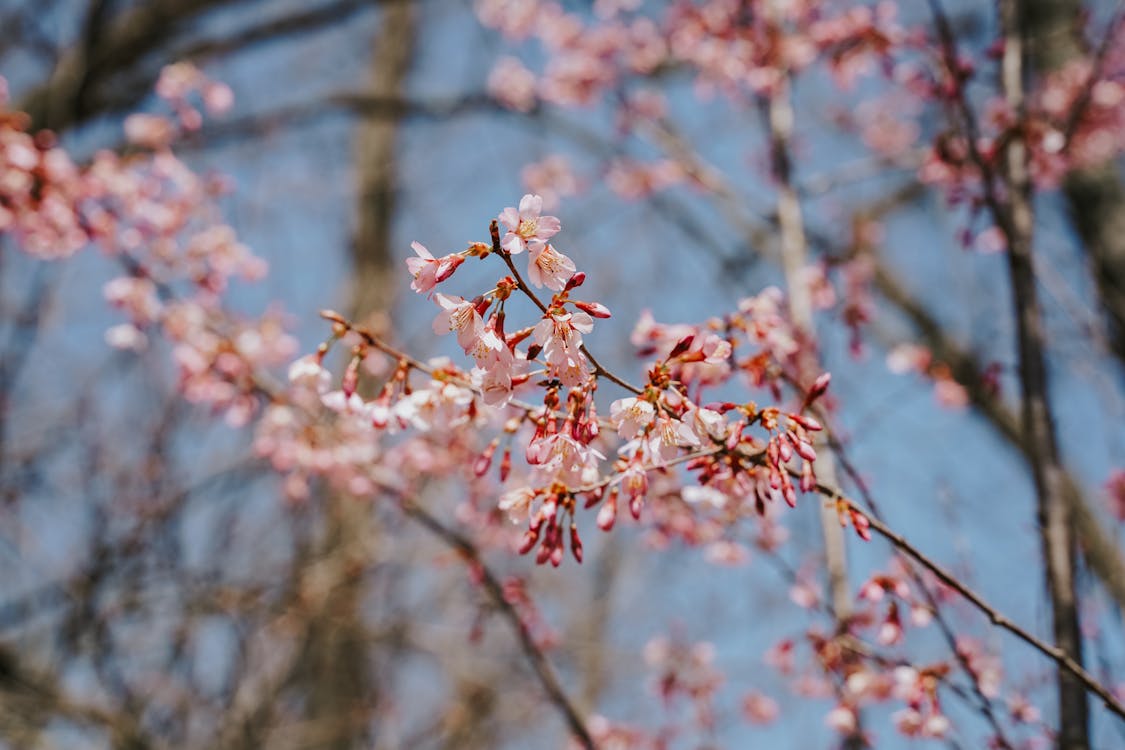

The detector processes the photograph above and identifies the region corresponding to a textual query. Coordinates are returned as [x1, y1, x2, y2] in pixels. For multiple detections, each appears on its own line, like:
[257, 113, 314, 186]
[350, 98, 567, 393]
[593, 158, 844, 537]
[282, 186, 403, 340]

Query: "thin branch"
[830, 490, 1125, 725]
[398, 497, 595, 750]
[928, 0, 1091, 741]
[490, 224, 644, 396]
[761, 34, 855, 703]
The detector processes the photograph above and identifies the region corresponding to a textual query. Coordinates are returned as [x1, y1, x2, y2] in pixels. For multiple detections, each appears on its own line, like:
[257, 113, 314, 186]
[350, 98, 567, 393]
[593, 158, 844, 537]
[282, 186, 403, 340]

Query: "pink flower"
[609, 397, 655, 439]
[825, 705, 858, 735]
[124, 114, 175, 149]
[681, 485, 728, 508]
[742, 692, 779, 724]
[533, 309, 594, 387]
[683, 405, 728, 443]
[287, 355, 330, 393]
[468, 329, 524, 405]
[488, 57, 538, 112]
[406, 241, 462, 294]
[648, 414, 700, 461]
[521, 155, 579, 209]
[105, 324, 148, 351]
[498, 194, 561, 255]
[527, 432, 604, 485]
[499, 486, 537, 523]
[527, 243, 576, 290]
[432, 293, 484, 351]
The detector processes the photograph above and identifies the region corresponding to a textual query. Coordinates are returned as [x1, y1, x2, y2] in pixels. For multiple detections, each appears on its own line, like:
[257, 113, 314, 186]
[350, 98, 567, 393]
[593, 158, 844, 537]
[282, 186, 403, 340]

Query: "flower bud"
[850, 509, 871, 541]
[808, 372, 831, 400]
[793, 440, 817, 462]
[570, 525, 584, 564]
[499, 447, 512, 481]
[668, 334, 695, 359]
[596, 494, 618, 531]
[518, 528, 539, 555]
[573, 300, 611, 318]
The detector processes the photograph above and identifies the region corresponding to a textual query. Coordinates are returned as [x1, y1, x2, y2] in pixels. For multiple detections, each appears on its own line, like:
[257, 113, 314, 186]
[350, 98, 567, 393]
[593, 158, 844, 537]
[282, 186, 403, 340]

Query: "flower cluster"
[1, 66, 292, 426]
[276, 193, 850, 572]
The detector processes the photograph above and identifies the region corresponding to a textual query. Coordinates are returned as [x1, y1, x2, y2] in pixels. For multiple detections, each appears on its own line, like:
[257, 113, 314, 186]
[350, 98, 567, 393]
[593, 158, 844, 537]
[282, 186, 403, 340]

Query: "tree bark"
[999, 1, 1088, 745]
[287, 4, 415, 748]
[1026, 0, 1125, 363]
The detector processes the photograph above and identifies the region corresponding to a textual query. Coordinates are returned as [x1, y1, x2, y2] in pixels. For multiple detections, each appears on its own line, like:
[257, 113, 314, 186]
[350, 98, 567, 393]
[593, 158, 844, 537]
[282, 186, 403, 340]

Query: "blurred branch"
[931, 1, 1088, 740]
[17, 0, 244, 131]
[827, 484, 1125, 725]
[1027, 0, 1125, 364]
[399, 498, 596, 750]
[761, 55, 856, 721]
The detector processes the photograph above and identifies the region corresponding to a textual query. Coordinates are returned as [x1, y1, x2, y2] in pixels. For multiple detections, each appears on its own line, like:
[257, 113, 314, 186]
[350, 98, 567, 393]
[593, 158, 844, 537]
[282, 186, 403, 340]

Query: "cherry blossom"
[497, 193, 561, 254]
[432, 292, 485, 350]
[526, 243, 577, 290]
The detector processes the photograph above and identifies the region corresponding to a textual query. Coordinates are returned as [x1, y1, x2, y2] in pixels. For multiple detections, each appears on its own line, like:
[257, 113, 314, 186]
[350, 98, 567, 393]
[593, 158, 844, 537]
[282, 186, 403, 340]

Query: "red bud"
[808, 372, 831, 400]
[668, 335, 695, 359]
[851, 509, 871, 541]
[570, 525, 583, 564]
[499, 447, 512, 482]
[518, 528, 539, 555]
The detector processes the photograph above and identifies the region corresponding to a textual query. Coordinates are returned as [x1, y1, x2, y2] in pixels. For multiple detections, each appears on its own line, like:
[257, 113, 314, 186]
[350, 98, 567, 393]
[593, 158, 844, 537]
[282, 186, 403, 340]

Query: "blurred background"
[1, 0, 1124, 748]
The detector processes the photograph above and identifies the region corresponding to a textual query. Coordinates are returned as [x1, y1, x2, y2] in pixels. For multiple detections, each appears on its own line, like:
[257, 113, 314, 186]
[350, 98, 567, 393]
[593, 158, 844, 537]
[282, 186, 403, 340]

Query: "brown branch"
[831, 491, 1125, 725]
[1027, 0, 1125, 366]
[17, 0, 242, 132]
[824, 428, 1015, 748]
[398, 498, 595, 750]
[762, 49, 854, 656]
[927, 0, 1091, 742]
[491, 229, 644, 396]
[868, 251, 1125, 613]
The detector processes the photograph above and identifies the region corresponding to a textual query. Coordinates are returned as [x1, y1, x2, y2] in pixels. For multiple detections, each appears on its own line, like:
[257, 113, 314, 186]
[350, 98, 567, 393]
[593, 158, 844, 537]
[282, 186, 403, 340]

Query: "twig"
[812, 480, 1125, 724]
[399, 497, 595, 750]
[490, 223, 644, 396]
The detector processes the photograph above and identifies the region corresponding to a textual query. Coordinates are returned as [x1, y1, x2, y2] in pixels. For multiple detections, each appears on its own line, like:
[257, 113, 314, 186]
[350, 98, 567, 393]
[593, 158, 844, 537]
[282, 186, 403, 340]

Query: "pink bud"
[808, 372, 831, 400]
[726, 420, 746, 450]
[851, 509, 872, 541]
[518, 528, 539, 555]
[434, 254, 465, 282]
[778, 438, 793, 463]
[794, 440, 817, 462]
[342, 356, 360, 398]
[596, 496, 617, 531]
[472, 295, 491, 317]
[800, 462, 815, 492]
[565, 271, 586, 290]
[790, 414, 822, 431]
[573, 300, 611, 318]
[629, 494, 643, 520]
[473, 438, 499, 477]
